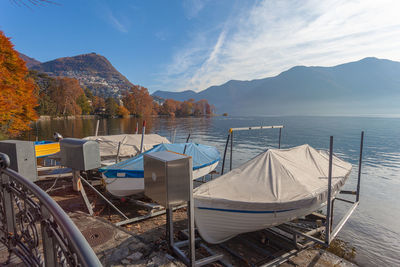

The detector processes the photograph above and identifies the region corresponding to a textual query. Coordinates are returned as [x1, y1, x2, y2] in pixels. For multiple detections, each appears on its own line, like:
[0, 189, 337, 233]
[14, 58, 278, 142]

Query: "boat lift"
[216, 125, 364, 266]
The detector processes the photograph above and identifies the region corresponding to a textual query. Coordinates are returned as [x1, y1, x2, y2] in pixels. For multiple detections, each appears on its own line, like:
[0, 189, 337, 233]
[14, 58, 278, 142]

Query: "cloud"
[102, 6, 130, 33]
[156, 0, 400, 92]
[183, 0, 208, 19]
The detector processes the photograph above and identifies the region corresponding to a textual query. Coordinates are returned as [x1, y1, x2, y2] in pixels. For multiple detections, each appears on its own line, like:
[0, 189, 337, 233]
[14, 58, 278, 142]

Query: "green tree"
[105, 97, 118, 117]
[76, 93, 91, 115]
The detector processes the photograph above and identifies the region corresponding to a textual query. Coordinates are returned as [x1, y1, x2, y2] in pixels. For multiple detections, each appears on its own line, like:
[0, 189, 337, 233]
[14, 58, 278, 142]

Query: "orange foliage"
[160, 98, 213, 117]
[0, 31, 38, 137]
[123, 85, 154, 117]
[50, 77, 83, 115]
[117, 105, 130, 118]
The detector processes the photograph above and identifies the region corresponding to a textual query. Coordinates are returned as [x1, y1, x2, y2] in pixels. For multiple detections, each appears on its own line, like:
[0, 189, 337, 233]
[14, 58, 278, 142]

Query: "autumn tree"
[123, 85, 154, 117]
[160, 99, 180, 116]
[49, 77, 83, 115]
[0, 31, 38, 137]
[92, 96, 106, 115]
[117, 105, 130, 118]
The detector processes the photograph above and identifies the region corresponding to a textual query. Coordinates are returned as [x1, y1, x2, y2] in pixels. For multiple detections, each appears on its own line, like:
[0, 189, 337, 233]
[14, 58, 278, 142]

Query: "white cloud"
[156, 0, 400, 92]
[183, 0, 208, 19]
[104, 7, 130, 33]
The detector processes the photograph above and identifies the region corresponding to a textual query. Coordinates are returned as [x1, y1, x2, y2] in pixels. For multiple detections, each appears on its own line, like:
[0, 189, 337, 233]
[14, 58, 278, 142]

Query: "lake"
[25, 115, 400, 266]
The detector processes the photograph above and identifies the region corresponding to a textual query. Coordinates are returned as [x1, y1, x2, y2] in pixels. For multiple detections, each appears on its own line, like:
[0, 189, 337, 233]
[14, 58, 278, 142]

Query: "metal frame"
[165, 162, 224, 267]
[221, 125, 284, 174]
[0, 152, 101, 266]
[216, 130, 364, 266]
[295, 131, 364, 247]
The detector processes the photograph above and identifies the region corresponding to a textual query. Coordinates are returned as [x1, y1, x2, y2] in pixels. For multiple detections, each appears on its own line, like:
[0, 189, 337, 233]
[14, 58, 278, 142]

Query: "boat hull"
[194, 201, 326, 244]
[35, 141, 60, 158]
[105, 161, 219, 197]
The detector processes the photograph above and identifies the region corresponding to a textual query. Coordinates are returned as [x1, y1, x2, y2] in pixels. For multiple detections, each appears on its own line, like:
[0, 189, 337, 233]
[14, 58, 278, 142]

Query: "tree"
[76, 93, 91, 115]
[123, 85, 154, 117]
[117, 105, 130, 118]
[160, 99, 180, 116]
[92, 96, 106, 115]
[0, 31, 37, 137]
[50, 77, 83, 115]
[105, 97, 118, 117]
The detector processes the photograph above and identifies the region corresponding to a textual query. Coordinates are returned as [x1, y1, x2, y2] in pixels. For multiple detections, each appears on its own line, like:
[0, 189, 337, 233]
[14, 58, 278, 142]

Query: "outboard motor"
[53, 132, 63, 142]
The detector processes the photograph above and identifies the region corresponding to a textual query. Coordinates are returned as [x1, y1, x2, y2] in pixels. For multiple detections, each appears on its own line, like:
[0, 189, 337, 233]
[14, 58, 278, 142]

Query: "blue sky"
[1, 0, 400, 93]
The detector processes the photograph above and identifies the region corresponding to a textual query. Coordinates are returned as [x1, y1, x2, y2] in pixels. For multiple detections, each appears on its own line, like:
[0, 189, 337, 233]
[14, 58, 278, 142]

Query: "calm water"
[26, 116, 400, 266]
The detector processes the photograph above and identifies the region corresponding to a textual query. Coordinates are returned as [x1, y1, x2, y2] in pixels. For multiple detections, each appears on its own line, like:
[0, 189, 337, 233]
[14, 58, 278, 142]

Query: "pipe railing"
[0, 153, 101, 267]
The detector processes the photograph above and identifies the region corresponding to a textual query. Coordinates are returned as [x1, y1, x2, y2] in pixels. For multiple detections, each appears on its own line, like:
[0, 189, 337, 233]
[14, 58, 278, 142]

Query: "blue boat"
[99, 143, 220, 197]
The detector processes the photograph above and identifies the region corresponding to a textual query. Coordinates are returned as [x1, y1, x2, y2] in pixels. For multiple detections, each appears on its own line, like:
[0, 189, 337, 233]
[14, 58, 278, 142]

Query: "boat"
[193, 144, 352, 244]
[83, 134, 170, 163]
[34, 141, 60, 158]
[99, 143, 221, 197]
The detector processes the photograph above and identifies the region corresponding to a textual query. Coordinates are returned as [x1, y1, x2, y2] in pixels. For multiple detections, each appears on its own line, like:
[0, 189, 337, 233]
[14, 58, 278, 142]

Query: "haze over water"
[28, 115, 400, 266]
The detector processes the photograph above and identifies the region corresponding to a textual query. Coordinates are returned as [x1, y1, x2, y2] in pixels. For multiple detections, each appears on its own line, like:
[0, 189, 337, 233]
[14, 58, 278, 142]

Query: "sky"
[1, 0, 400, 93]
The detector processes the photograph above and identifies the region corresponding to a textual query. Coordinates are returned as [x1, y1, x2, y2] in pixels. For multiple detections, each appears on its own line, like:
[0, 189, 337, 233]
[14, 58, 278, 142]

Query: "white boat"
[83, 134, 170, 162]
[193, 144, 352, 244]
[100, 143, 220, 197]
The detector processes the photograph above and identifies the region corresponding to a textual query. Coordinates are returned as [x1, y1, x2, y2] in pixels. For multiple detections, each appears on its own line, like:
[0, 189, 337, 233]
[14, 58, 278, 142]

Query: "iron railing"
[0, 152, 101, 266]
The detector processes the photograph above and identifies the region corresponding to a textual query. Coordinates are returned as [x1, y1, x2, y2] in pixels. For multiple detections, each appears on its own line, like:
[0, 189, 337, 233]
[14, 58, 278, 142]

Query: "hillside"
[19, 53, 41, 68]
[31, 53, 133, 97]
[153, 57, 400, 115]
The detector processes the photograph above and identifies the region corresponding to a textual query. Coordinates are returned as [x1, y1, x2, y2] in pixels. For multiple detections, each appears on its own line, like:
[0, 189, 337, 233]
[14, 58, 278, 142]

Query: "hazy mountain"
[153, 57, 400, 115]
[31, 53, 133, 97]
[153, 90, 197, 102]
[19, 53, 41, 68]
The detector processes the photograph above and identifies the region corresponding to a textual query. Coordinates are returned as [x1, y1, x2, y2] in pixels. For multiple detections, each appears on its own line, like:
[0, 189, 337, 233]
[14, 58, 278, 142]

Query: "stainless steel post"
[140, 120, 146, 153]
[221, 133, 230, 175]
[166, 206, 174, 247]
[278, 128, 282, 149]
[188, 159, 195, 267]
[356, 131, 364, 202]
[95, 120, 100, 136]
[230, 130, 233, 171]
[325, 136, 333, 244]
[116, 141, 121, 163]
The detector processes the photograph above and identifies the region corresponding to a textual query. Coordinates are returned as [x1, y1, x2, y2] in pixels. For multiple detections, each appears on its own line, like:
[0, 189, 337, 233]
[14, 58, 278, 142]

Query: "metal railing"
[0, 153, 101, 266]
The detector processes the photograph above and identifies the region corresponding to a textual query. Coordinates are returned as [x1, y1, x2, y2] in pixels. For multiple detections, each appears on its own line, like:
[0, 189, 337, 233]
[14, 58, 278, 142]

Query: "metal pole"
[172, 129, 177, 143]
[188, 158, 195, 267]
[221, 133, 230, 175]
[278, 128, 282, 149]
[95, 120, 100, 136]
[140, 120, 146, 153]
[325, 136, 333, 245]
[36, 121, 39, 141]
[135, 122, 139, 134]
[356, 131, 364, 202]
[230, 130, 233, 171]
[80, 176, 129, 220]
[116, 142, 121, 163]
[186, 133, 191, 143]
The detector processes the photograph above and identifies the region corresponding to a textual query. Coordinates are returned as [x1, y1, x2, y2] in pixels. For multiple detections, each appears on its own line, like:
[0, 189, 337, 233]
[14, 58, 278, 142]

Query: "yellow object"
[35, 142, 60, 158]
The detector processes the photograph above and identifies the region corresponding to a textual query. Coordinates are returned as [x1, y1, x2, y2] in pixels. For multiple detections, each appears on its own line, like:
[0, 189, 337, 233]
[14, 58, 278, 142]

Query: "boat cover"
[194, 144, 352, 211]
[99, 143, 220, 178]
[83, 134, 170, 158]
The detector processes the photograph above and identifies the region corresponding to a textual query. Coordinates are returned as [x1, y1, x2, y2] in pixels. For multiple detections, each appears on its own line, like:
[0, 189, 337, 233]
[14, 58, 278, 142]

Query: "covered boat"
[99, 143, 220, 197]
[193, 144, 352, 244]
[83, 134, 170, 160]
[35, 141, 60, 158]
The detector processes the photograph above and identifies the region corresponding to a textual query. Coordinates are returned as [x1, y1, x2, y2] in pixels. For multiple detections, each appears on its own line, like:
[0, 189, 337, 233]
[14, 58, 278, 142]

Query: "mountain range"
[20, 52, 400, 115]
[29, 53, 133, 97]
[153, 57, 400, 115]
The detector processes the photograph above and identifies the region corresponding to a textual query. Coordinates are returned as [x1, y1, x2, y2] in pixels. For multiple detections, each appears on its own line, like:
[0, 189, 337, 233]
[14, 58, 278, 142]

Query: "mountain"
[152, 90, 197, 102]
[31, 53, 133, 97]
[19, 53, 41, 68]
[153, 57, 400, 115]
